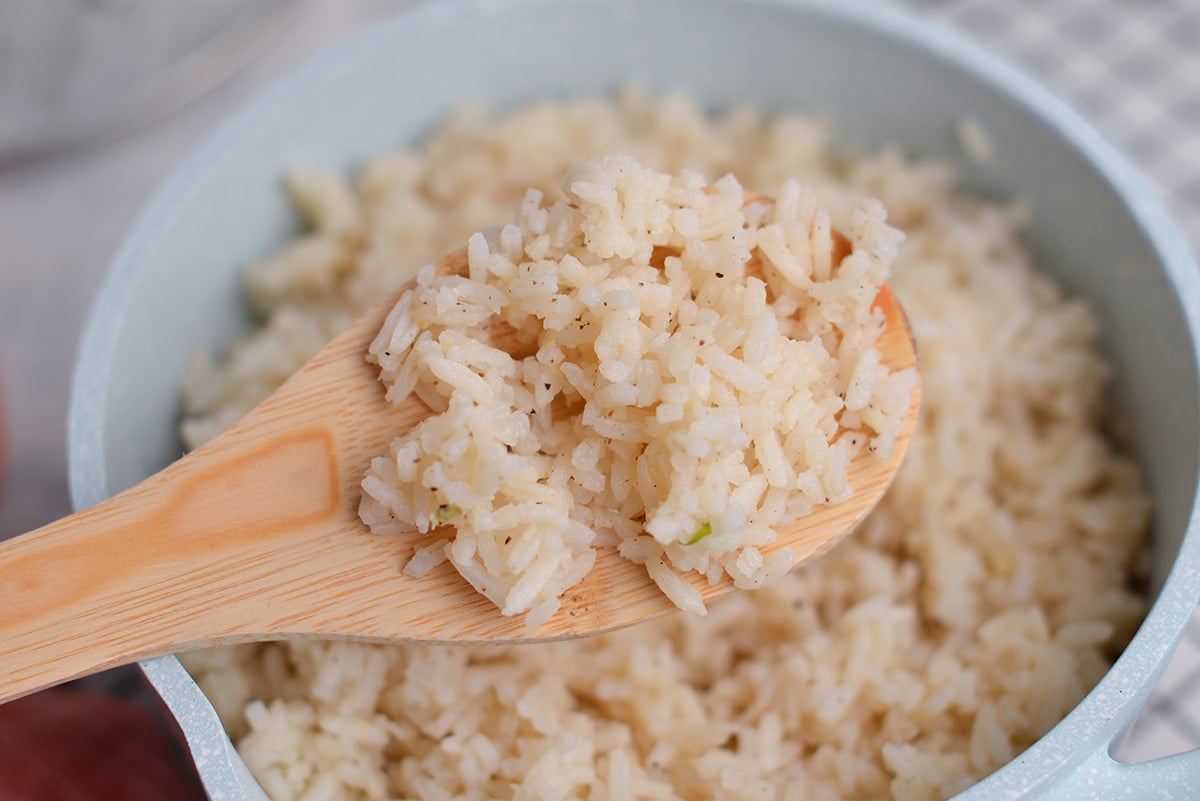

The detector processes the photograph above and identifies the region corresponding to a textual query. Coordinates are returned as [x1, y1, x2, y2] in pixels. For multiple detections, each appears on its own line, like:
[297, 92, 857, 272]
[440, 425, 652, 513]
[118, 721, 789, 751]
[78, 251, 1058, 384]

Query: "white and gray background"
[0, 0, 1197, 773]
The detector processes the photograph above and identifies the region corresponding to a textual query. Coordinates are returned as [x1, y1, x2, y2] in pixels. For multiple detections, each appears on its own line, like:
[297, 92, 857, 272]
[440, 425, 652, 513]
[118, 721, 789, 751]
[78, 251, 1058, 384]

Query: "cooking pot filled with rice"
[67, 1, 1200, 799]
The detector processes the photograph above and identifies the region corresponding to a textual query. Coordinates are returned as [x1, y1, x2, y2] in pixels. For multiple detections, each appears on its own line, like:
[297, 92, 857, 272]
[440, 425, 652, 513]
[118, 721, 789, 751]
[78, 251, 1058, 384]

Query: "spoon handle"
[0, 292, 422, 703]
[0, 417, 344, 703]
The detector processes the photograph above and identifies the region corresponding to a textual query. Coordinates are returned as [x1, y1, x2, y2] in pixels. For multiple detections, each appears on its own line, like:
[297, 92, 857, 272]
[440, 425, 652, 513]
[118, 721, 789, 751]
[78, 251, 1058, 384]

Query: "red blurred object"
[0, 689, 207, 801]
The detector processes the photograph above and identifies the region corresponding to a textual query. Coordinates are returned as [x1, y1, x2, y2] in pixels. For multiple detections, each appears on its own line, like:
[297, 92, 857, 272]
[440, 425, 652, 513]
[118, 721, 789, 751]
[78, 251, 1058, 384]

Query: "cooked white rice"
[356, 154, 916, 624]
[180, 91, 1149, 801]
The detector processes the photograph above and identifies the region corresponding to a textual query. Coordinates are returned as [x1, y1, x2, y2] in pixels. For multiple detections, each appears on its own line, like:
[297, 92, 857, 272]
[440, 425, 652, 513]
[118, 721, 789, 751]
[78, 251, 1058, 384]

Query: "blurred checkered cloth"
[896, 0, 1200, 764]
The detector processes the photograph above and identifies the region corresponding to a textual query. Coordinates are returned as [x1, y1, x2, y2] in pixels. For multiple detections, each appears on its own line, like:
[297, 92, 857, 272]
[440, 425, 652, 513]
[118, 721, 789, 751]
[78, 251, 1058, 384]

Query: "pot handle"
[1035, 736, 1200, 800]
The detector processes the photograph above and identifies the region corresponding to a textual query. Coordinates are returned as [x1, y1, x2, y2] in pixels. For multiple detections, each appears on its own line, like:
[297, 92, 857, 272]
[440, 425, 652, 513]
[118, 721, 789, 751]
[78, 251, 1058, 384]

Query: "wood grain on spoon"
[0, 226, 919, 705]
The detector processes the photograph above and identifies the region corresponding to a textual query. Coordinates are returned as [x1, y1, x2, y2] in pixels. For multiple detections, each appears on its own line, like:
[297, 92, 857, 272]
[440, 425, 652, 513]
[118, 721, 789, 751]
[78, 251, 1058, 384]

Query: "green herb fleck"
[686, 522, 713, 545]
[434, 504, 462, 525]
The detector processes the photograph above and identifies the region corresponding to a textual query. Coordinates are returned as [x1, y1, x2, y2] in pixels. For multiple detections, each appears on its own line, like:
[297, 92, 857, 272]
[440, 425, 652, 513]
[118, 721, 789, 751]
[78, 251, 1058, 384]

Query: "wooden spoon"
[0, 227, 919, 704]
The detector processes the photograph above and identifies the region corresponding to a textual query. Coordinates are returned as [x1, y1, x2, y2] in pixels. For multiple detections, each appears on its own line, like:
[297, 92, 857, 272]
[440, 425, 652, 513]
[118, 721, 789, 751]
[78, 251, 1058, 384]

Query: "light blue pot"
[68, 0, 1200, 798]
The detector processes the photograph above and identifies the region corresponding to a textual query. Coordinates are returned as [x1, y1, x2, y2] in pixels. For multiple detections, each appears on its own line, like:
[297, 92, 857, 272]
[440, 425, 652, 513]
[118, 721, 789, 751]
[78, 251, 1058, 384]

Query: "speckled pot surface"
[68, 1, 1200, 798]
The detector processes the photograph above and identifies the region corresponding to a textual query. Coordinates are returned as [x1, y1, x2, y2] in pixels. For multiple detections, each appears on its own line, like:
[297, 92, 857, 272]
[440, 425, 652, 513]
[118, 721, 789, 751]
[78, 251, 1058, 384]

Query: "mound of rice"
[357, 154, 916, 625]
[180, 91, 1149, 801]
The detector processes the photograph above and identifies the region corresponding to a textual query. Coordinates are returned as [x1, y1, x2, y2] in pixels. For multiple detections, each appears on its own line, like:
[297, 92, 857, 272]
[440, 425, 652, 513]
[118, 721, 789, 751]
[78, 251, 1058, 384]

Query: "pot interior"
[80, 0, 1199, 598]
